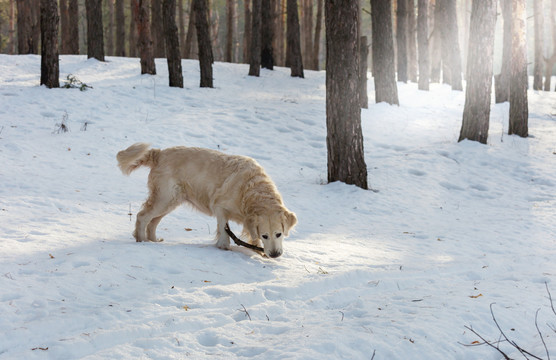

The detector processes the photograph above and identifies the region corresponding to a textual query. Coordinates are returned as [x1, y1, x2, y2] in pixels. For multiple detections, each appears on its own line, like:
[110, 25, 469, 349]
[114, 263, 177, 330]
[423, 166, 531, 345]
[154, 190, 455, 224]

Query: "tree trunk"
[273, 0, 285, 66]
[129, 0, 138, 57]
[360, 36, 369, 109]
[151, 0, 166, 58]
[40, 0, 59, 88]
[439, 0, 462, 90]
[17, 0, 39, 54]
[533, 0, 544, 90]
[249, 0, 262, 76]
[509, 0, 528, 137]
[184, 0, 196, 59]
[407, 0, 418, 83]
[85, 0, 105, 61]
[301, 0, 313, 70]
[59, 0, 69, 54]
[133, 0, 156, 74]
[495, 0, 511, 102]
[458, 0, 496, 144]
[286, 0, 304, 77]
[193, 0, 213, 87]
[8, 0, 15, 54]
[67, 0, 79, 54]
[312, 0, 323, 70]
[115, 0, 126, 56]
[261, 0, 274, 69]
[370, 0, 399, 105]
[544, 0, 556, 91]
[243, 0, 251, 63]
[397, 0, 408, 83]
[178, 0, 186, 58]
[106, 0, 115, 56]
[163, 0, 184, 87]
[225, 0, 234, 62]
[417, 0, 429, 91]
[430, 0, 441, 83]
[325, 0, 368, 190]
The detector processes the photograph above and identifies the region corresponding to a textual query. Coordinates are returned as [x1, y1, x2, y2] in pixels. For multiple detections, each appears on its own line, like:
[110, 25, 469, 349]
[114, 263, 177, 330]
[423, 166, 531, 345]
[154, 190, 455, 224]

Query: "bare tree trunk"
[86, 0, 105, 61]
[129, 0, 138, 57]
[106, 0, 115, 56]
[30, 0, 39, 53]
[533, 0, 544, 90]
[301, 0, 313, 70]
[312, 0, 323, 70]
[325, 0, 368, 190]
[544, 0, 556, 91]
[162, 0, 183, 88]
[178, 0, 185, 58]
[371, 0, 399, 105]
[115, 0, 126, 56]
[430, 0, 441, 83]
[439, 0, 462, 90]
[67, 0, 79, 54]
[133, 0, 156, 74]
[59, 0, 69, 54]
[249, 0, 262, 76]
[225, 0, 234, 62]
[8, 0, 16, 54]
[495, 0, 511, 102]
[17, 0, 39, 54]
[40, 0, 60, 88]
[509, 0, 528, 137]
[287, 0, 303, 77]
[273, 0, 285, 66]
[458, 0, 496, 144]
[151, 0, 165, 57]
[261, 0, 274, 69]
[243, 0, 251, 63]
[163, 0, 183, 87]
[407, 0, 418, 82]
[360, 36, 369, 109]
[417, 0, 429, 90]
[184, 0, 196, 59]
[193, 0, 213, 87]
[397, 0, 408, 83]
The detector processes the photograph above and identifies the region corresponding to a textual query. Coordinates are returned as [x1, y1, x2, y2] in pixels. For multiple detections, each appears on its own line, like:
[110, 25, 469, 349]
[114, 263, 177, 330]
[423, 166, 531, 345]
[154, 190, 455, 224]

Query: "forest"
[1, 0, 555, 359]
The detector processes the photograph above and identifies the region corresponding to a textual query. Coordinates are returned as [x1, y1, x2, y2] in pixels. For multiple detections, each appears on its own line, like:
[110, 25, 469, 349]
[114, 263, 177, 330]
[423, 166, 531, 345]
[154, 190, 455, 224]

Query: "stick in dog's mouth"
[224, 223, 265, 254]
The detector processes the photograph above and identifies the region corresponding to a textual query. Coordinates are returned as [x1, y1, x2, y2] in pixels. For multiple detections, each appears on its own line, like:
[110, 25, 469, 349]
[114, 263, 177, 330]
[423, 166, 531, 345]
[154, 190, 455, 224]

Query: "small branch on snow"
[535, 308, 551, 360]
[238, 304, 252, 321]
[547, 282, 556, 317]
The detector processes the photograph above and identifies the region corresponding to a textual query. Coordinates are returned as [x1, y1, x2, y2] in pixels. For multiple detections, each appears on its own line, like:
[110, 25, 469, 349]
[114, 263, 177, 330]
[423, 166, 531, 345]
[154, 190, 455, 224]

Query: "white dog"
[117, 143, 297, 258]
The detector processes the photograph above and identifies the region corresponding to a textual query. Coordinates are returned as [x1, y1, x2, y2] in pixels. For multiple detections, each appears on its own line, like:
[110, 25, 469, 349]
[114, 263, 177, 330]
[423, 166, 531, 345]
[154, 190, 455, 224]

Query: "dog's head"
[247, 210, 297, 258]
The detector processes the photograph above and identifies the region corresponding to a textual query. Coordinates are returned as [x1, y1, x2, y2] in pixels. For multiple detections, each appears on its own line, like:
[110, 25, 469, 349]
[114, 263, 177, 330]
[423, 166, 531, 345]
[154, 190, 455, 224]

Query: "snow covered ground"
[0, 55, 555, 359]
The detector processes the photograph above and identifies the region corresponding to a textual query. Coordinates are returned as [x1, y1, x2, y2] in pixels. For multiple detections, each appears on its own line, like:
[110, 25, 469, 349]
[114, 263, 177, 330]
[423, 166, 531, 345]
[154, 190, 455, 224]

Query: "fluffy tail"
[116, 143, 159, 175]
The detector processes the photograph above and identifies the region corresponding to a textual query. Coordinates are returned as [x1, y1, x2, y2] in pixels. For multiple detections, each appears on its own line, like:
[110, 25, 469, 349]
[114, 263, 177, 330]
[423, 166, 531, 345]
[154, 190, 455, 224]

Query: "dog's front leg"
[215, 211, 230, 250]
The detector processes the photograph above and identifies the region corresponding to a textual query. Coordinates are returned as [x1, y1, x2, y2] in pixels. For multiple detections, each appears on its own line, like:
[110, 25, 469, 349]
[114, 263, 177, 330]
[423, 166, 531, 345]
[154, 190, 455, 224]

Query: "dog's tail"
[116, 143, 160, 175]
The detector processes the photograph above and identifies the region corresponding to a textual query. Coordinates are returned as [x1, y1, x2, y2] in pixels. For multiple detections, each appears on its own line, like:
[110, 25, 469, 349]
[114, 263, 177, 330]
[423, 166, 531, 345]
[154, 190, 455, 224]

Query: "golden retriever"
[117, 143, 297, 258]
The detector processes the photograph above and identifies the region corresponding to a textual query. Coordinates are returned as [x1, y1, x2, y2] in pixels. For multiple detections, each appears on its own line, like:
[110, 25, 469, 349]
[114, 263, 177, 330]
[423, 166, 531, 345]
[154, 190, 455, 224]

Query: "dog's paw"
[216, 238, 231, 250]
[150, 238, 164, 242]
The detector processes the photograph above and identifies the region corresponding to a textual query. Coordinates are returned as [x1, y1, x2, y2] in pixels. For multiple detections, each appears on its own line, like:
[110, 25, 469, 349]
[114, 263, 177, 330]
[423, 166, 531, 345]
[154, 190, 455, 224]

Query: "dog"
[117, 143, 297, 258]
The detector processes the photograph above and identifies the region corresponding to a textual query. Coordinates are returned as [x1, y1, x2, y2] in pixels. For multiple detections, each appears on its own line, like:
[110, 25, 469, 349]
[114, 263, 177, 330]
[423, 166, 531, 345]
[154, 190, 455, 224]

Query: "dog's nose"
[268, 250, 282, 258]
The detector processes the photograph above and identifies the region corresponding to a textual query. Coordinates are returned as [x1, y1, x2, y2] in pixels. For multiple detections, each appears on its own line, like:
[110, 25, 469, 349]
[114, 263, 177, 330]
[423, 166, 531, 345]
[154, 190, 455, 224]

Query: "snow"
[0, 54, 555, 359]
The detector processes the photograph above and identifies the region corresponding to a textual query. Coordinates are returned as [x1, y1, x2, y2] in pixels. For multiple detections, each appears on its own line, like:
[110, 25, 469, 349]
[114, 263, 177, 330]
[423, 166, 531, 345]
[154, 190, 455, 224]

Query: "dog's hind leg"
[214, 209, 230, 250]
[135, 186, 177, 242]
[146, 209, 176, 242]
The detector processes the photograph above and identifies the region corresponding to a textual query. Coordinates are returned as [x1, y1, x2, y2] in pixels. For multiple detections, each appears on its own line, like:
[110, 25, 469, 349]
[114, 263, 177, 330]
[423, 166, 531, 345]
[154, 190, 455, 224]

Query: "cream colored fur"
[117, 143, 297, 258]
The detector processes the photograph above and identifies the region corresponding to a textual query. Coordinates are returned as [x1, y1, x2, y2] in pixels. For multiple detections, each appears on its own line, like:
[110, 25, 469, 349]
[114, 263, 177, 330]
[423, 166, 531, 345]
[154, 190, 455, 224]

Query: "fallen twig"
[238, 304, 252, 321]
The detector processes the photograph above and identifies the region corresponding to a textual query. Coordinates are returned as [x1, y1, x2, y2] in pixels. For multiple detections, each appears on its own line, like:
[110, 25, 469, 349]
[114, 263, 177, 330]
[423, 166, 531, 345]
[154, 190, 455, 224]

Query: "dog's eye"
[276, 233, 282, 238]
[262, 235, 269, 240]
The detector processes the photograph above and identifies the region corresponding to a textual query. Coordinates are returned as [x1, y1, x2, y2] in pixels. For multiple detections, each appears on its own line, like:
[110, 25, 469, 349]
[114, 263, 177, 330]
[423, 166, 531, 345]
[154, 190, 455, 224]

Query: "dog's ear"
[282, 211, 297, 236]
